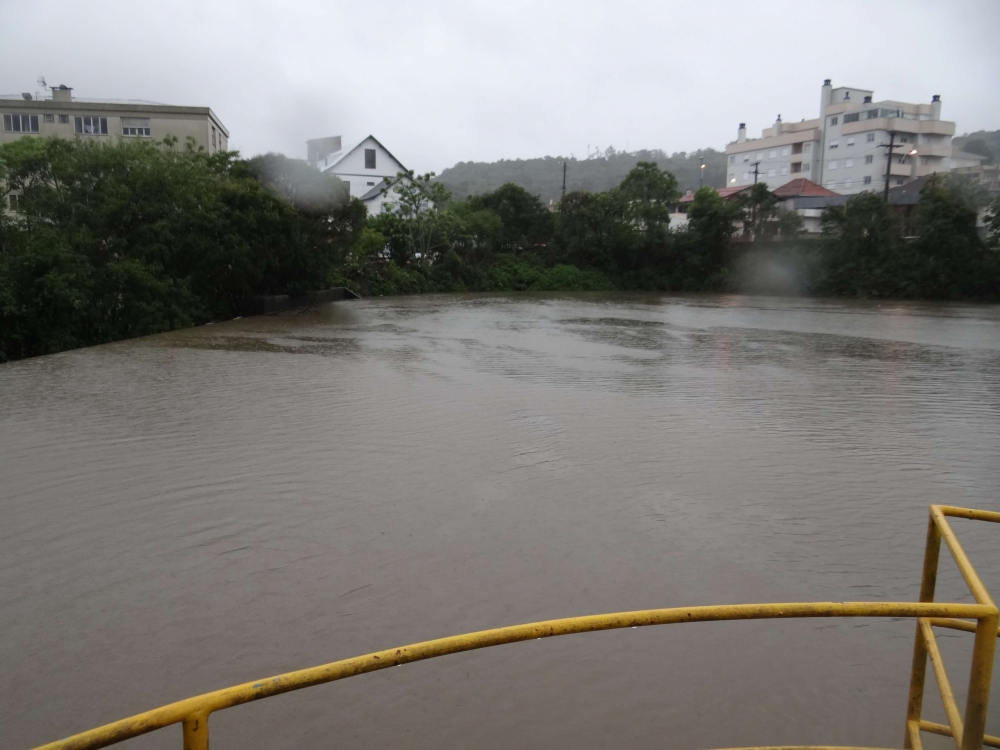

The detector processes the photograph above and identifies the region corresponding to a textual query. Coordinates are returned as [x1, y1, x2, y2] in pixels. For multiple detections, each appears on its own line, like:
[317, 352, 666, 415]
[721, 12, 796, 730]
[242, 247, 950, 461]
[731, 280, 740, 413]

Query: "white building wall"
[726, 135, 820, 190]
[320, 136, 406, 201]
[726, 81, 959, 196]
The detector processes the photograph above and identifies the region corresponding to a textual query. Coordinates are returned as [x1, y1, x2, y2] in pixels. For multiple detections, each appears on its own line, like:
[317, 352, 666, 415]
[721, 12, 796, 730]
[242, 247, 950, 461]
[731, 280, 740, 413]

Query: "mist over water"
[2, 293, 1000, 749]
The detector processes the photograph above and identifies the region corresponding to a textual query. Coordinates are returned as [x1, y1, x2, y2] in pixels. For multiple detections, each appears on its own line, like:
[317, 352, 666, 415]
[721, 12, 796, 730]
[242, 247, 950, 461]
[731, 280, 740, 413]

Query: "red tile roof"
[771, 178, 840, 198]
[678, 184, 753, 203]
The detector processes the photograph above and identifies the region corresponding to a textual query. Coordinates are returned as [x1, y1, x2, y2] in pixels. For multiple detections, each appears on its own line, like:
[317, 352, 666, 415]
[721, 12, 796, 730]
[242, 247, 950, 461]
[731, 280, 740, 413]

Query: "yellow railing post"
[182, 711, 209, 750]
[961, 611, 999, 750]
[904, 515, 941, 748]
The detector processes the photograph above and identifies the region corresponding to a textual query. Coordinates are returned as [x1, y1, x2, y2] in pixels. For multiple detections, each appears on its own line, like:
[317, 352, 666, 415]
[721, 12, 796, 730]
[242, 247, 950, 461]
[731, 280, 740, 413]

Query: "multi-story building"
[1, 84, 229, 153]
[725, 79, 962, 196]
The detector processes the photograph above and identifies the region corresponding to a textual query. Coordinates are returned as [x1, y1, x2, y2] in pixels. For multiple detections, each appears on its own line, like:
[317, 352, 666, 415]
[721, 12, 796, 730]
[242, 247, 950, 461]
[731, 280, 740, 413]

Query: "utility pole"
[699, 157, 704, 188]
[750, 161, 762, 184]
[561, 161, 567, 199]
[879, 131, 903, 202]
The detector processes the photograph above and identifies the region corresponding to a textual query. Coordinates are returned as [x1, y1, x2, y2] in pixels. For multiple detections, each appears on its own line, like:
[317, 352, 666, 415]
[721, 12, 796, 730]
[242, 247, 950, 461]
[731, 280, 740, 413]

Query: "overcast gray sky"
[3, 0, 999, 173]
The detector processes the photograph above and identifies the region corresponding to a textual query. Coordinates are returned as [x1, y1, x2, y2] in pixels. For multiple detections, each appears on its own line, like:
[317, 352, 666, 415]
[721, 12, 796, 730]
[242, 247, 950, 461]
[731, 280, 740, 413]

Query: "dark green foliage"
[0, 138, 361, 361]
[819, 192, 902, 297]
[817, 180, 999, 299]
[463, 183, 552, 255]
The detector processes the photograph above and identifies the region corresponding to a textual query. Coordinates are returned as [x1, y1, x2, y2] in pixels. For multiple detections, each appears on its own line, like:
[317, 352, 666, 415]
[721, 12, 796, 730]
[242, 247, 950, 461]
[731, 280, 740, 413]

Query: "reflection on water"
[2, 293, 1000, 749]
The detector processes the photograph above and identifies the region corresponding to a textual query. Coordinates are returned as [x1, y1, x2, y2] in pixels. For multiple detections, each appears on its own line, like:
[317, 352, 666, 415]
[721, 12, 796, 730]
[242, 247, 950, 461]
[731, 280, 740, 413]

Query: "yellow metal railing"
[32, 505, 1000, 750]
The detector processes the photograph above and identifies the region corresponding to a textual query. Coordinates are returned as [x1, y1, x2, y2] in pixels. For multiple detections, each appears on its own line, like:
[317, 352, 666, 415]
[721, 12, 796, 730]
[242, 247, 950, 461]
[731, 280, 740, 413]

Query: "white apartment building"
[1, 84, 229, 153]
[725, 80, 965, 196]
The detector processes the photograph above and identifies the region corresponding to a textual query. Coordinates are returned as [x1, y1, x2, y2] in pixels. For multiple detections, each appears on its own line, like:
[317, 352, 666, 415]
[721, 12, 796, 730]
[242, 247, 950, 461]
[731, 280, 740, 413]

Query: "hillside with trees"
[953, 129, 1000, 163]
[436, 147, 728, 204]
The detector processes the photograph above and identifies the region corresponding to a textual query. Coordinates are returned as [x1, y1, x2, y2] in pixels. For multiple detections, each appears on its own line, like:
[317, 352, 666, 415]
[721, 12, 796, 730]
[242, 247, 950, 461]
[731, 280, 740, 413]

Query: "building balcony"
[841, 118, 955, 137]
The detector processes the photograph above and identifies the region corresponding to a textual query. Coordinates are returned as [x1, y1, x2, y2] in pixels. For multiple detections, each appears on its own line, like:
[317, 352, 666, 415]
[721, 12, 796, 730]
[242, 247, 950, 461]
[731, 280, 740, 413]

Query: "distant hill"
[436, 147, 728, 203]
[953, 129, 1000, 164]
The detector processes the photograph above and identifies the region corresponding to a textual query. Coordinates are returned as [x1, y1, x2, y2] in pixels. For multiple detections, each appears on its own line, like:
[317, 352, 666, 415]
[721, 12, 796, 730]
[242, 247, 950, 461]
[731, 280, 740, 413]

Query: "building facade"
[725, 80, 961, 196]
[1, 85, 229, 153]
[309, 134, 408, 215]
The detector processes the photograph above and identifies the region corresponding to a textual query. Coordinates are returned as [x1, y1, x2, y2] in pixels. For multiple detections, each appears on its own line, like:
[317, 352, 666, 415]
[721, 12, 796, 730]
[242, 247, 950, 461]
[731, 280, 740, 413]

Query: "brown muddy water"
[2, 293, 1000, 750]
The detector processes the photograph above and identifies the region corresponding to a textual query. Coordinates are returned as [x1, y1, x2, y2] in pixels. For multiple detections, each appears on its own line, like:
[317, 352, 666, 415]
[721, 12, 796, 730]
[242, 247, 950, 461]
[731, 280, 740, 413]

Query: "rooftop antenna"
[36, 76, 47, 101]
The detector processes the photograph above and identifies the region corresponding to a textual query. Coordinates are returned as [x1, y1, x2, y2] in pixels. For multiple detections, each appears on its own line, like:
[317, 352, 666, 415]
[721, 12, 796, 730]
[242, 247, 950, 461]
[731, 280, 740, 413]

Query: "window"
[866, 110, 880, 120]
[863, 176, 872, 185]
[367, 181, 375, 186]
[781, 146, 790, 157]
[743, 155, 749, 163]
[843, 112, 860, 123]
[742, 172, 749, 180]
[2, 114, 40, 133]
[830, 116, 839, 126]
[59, 114, 69, 124]
[803, 142, 812, 153]
[896, 178, 905, 185]
[768, 149, 777, 159]
[211, 126, 217, 148]
[767, 168, 776, 177]
[780, 166, 788, 176]
[121, 117, 151, 137]
[867, 133, 875, 142]
[899, 136, 908, 144]
[43, 114, 54, 123]
[755, 152, 763, 161]
[364, 148, 376, 169]
[865, 155, 873, 164]
[729, 155, 735, 164]
[74, 116, 108, 135]
[829, 140, 839, 149]
[729, 173, 735, 182]
[828, 160, 838, 170]
[846, 138, 855, 147]
[803, 163, 810, 172]
[845, 159, 853, 168]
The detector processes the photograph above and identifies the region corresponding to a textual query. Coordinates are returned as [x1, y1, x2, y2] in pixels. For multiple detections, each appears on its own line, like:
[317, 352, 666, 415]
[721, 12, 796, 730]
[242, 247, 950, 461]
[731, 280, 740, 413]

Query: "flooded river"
[3, 293, 1000, 749]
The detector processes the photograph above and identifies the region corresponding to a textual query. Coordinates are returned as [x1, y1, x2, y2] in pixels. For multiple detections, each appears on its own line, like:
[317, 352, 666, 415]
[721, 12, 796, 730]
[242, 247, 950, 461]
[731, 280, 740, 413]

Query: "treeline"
[0, 138, 363, 361]
[2, 137, 999, 362]
[436, 147, 728, 203]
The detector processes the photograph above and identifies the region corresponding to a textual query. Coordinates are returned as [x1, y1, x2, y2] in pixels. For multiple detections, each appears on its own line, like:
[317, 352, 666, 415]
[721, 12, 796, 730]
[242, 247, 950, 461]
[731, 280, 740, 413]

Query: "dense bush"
[0, 138, 361, 361]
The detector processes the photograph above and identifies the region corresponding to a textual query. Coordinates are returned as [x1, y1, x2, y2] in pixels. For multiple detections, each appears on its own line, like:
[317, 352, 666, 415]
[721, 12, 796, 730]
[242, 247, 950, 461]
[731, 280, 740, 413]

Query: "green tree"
[380, 171, 454, 266]
[464, 183, 552, 256]
[734, 182, 778, 241]
[908, 177, 993, 298]
[682, 186, 740, 287]
[819, 191, 900, 297]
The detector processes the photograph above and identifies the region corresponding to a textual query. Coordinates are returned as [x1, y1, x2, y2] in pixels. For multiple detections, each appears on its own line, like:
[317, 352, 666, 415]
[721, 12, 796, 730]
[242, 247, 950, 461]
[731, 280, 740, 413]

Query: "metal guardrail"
[33, 505, 1000, 750]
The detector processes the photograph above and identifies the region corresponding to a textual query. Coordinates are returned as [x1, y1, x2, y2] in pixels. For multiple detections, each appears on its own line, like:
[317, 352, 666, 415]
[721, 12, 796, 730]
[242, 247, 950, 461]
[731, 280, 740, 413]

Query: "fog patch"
[731, 246, 813, 297]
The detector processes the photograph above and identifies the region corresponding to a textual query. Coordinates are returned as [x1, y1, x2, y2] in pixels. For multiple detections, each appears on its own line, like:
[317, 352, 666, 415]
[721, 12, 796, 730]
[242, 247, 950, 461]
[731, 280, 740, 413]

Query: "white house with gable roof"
[306, 134, 408, 215]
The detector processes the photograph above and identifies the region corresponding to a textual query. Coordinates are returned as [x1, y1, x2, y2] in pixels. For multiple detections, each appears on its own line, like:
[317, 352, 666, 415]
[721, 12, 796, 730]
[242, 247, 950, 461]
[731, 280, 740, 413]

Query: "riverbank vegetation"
[2, 137, 999, 361]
